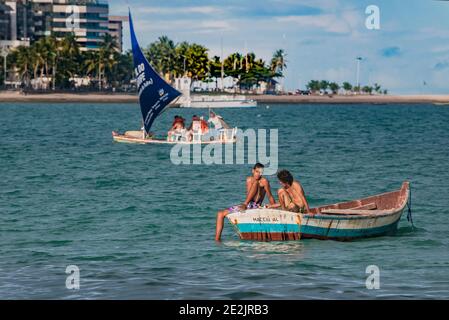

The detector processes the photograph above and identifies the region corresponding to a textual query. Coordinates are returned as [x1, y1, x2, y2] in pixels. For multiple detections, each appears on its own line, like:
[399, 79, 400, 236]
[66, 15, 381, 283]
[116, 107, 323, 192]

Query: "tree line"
[306, 80, 388, 95]
[1, 33, 287, 91]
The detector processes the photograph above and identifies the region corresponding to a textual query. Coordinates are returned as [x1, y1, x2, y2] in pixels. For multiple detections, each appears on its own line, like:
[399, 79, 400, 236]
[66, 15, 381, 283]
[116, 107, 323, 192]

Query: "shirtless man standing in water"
[215, 163, 276, 241]
[269, 169, 311, 213]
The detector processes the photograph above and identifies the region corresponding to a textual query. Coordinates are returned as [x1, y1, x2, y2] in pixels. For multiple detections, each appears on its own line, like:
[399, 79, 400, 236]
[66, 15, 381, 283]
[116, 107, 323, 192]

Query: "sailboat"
[112, 11, 238, 145]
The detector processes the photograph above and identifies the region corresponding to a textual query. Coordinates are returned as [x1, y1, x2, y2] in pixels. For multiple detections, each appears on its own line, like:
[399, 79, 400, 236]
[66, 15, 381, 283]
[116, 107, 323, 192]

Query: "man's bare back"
[283, 181, 308, 211]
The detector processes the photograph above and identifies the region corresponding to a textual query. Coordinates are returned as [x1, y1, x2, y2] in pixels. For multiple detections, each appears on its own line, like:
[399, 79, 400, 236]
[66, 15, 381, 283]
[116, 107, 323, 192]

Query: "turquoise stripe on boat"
[236, 221, 399, 238]
[237, 223, 301, 233]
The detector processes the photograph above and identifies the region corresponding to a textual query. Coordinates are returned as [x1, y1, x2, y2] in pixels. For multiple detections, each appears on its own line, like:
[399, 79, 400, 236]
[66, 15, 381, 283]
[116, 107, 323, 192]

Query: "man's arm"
[262, 179, 276, 205]
[242, 177, 258, 207]
[296, 183, 310, 212]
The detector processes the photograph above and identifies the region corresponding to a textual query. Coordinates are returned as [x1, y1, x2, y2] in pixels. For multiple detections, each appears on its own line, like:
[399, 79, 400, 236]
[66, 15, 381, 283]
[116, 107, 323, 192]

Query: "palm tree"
[83, 50, 98, 84]
[270, 49, 287, 75]
[145, 35, 177, 81]
[57, 33, 81, 88]
[109, 50, 133, 88]
[100, 34, 119, 88]
[223, 52, 243, 83]
[373, 83, 382, 94]
[184, 43, 209, 83]
[12, 46, 32, 87]
[242, 52, 256, 73]
[84, 34, 118, 90]
[174, 41, 190, 78]
[208, 55, 222, 91]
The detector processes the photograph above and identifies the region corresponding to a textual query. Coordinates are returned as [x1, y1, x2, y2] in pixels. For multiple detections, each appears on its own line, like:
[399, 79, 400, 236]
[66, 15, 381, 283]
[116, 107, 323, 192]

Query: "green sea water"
[0, 102, 448, 299]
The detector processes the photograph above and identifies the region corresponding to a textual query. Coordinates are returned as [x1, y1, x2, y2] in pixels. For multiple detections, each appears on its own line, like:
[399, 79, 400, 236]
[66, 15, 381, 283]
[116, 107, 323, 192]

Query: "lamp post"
[1, 46, 9, 88]
[356, 56, 362, 93]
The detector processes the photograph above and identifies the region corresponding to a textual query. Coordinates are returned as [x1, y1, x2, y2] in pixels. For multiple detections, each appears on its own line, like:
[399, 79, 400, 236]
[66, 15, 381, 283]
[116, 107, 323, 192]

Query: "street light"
[356, 57, 363, 92]
[0, 45, 9, 88]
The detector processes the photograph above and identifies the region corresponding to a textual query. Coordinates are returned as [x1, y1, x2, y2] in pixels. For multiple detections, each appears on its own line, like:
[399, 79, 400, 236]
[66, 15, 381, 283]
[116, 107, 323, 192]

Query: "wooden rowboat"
[227, 182, 410, 241]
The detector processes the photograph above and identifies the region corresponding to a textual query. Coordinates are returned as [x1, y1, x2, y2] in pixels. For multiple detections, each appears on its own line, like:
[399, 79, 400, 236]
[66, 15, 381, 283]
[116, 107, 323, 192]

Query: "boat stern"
[226, 209, 302, 241]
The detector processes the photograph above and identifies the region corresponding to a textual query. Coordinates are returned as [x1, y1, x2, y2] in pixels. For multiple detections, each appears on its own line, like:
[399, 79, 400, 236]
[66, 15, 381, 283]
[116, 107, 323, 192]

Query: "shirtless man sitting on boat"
[268, 169, 311, 213]
[215, 163, 276, 241]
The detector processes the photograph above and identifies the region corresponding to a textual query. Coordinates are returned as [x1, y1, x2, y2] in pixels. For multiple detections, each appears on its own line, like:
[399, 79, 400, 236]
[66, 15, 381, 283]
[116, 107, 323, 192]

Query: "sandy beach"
[1, 91, 449, 104]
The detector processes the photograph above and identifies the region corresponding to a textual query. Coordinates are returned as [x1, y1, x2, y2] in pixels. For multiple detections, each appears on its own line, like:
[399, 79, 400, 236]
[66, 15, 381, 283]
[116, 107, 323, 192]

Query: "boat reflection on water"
[221, 240, 307, 261]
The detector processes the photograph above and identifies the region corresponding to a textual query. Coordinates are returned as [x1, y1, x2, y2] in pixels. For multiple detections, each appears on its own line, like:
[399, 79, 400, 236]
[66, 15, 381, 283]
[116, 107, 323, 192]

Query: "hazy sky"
[110, 0, 449, 94]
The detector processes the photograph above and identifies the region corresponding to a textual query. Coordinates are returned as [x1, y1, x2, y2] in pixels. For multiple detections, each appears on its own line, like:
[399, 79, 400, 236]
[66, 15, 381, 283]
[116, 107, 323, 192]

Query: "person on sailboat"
[167, 116, 185, 141]
[215, 163, 276, 241]
[186, 115, 202, 141]
[200, 116, 209, 134]
[208, 111, 231, 140]
[172, 115, 185, 129]
[208, 111, 223, 130]
[268, 170, 311, 214]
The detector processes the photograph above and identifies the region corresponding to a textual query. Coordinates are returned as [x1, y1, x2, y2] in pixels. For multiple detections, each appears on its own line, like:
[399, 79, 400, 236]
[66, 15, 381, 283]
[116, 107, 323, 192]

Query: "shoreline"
[1, 91, 449, 104]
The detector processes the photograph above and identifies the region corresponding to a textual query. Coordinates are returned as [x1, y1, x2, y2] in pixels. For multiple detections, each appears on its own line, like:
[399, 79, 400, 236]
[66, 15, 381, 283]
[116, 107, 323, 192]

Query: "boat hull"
[230, 209, 403, 241]
[112, 134, 236, 145]
[180, 101, 257, 108]
[227, 182, 409, 242]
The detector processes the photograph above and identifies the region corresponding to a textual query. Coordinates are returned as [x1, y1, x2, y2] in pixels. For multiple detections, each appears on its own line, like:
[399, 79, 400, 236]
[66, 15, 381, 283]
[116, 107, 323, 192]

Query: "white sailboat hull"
[112, 135, 236, 145]
[178, 95, 257, 108]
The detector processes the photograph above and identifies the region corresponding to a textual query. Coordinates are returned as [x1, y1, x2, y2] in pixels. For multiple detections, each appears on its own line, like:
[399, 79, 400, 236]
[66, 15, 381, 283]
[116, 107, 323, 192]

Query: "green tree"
[84, 34, 118, 90]
[342, 82, 352, 93]
[362, 85, 373, 95]
[184, 43, 209, 82]
[373, 83, 382, 94]
[145, 35, 177, 81]
[208, 55, 223, 90]
[306, 80, 320, 93]
[270, 49, 287, 76]
[174, 41, 190, 78]
[57, 33, 81, 88]
[329, 82, 340, 94]
[319, 80, 329, 92]
[223, 52, 243, 77]
[9, 46, 31, 87]
[109, 50, 133, 88]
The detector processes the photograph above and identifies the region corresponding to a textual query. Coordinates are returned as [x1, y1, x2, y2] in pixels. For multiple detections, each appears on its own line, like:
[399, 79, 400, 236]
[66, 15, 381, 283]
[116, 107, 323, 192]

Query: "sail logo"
[170, 129, 278, 175]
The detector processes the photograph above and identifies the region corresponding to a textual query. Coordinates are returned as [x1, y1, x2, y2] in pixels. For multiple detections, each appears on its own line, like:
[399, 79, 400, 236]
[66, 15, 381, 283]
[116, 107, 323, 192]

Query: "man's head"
[277, 169, 294, 187]
[252, 163, 265, 180]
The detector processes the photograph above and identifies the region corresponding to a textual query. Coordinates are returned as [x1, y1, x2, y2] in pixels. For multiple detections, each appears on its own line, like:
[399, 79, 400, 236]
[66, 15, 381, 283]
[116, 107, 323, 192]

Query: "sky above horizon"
[109, 0, 449, 94]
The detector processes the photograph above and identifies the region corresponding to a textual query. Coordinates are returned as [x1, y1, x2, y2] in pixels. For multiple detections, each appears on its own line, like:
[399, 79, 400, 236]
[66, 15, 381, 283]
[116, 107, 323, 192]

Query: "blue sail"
[129, 11, 181, 134]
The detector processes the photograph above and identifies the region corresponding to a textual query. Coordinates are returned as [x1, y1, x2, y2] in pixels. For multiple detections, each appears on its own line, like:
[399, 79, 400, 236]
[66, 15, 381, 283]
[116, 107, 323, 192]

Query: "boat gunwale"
[227, 182, 410, 221]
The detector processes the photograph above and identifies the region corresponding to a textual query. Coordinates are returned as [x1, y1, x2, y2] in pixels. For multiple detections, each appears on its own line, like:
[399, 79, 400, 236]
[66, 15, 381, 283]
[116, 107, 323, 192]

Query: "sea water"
[0, 102, 448, 299]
